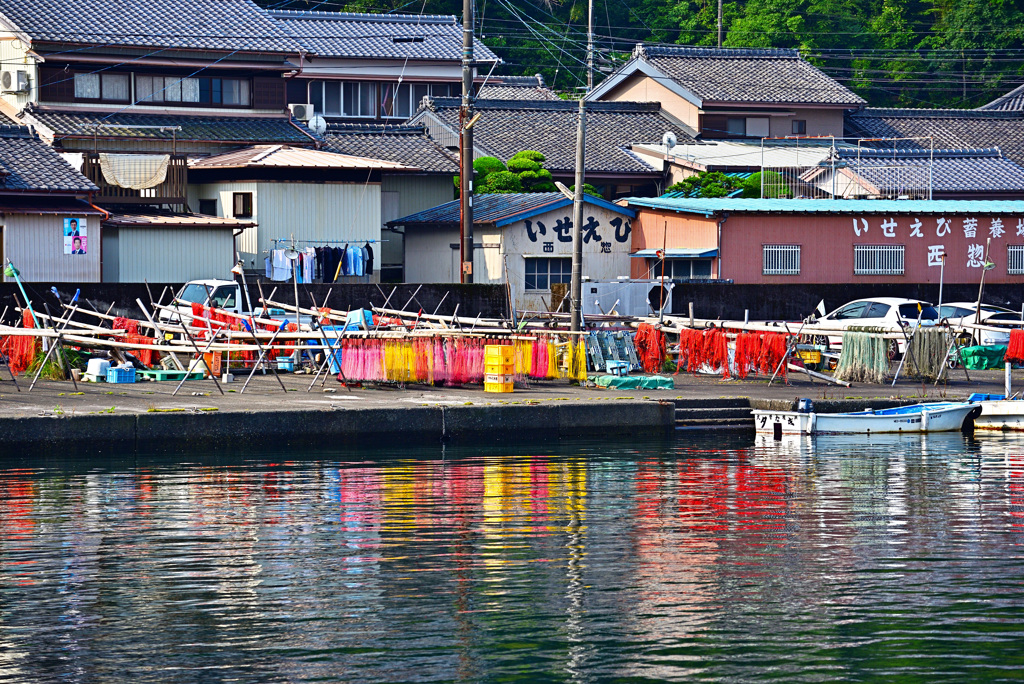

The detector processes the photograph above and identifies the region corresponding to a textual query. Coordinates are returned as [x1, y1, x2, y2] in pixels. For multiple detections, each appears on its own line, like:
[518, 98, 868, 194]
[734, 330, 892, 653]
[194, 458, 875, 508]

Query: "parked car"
[937, 302, 1021, 346]
[804, 297, 939, 357]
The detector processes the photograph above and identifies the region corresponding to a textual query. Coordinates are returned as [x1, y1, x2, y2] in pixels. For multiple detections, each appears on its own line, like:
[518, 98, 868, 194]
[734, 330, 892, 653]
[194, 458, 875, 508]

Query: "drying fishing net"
[634, 324, 667, 373]
[1, 309, 40, 375]
[907, 328, 949, 382]
[834, 331, 890, 383]
[1007, 330, 1024, 364]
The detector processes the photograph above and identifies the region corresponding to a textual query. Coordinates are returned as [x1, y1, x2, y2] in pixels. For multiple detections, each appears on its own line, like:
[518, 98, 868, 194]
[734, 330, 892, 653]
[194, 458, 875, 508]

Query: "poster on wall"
[63, 217, 87, 255]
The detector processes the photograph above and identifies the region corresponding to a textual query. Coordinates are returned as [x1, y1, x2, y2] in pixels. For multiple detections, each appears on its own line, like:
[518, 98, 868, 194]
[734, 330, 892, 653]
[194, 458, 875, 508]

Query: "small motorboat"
[969, 393, 1024, 431]
[753, 399, 979, 437]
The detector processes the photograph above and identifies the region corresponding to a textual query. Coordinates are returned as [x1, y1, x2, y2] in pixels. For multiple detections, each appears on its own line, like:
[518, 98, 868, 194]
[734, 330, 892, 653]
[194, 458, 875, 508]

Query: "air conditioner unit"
[1, 70, 28, 93]
[289, 103, 314, 121]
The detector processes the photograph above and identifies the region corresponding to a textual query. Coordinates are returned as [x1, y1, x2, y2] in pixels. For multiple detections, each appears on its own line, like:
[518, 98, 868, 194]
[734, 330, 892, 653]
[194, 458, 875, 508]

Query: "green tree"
[479, 170, 523, 193]
[506, 151, 557, 192]
[742, 171, 791, 198]
[667, 171, 742, 197]
[570, 183, 603, 197]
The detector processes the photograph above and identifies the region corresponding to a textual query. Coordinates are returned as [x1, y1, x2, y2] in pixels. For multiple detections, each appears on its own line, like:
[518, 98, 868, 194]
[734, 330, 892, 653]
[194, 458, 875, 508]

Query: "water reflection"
[3, 434, 1024, 682]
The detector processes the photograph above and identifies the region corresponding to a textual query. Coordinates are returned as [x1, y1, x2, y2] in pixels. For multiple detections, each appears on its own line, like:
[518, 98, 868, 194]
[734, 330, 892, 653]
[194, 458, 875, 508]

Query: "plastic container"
[86, 358, 111, 380]
[484, 372, 513, 393]
[485, 345, 514, 364]
[106, 366, 136, 384]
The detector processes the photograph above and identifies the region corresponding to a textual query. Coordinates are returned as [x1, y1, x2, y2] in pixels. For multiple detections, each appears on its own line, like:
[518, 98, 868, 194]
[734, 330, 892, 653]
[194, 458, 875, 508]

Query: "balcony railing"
[82, 153, 188, 210]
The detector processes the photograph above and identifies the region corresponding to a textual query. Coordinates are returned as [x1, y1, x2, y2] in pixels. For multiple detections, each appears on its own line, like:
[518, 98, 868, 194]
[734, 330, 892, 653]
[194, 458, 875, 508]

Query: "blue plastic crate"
[106, 366, 136, 384]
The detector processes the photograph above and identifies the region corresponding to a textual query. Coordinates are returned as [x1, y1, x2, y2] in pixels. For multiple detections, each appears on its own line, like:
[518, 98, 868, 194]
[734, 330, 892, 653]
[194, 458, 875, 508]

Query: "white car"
[805, 297, 939, 356]
[937, 302, 1021, 346]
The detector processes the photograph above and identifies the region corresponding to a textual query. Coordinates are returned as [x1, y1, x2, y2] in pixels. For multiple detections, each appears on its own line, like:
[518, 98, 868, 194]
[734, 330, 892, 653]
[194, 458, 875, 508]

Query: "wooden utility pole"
[459, 0, 475, 283]
[570, 96, 586, 334]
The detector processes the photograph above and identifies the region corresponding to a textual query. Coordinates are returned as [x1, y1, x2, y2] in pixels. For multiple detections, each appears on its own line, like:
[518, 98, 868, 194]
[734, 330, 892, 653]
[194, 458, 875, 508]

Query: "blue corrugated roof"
[389, 192, 636, 227]
[621, 197, 1024, 216]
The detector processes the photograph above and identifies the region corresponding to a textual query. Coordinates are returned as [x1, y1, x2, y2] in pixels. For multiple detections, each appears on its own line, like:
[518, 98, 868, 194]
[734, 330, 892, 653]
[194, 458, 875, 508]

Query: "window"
[651, 258, 713, 280]
[198, 78, 250, 106]
[137, 75, 200, 103]
[854, 244, 905, 275]
[198, 199, 218, 216]
[792, 119, 807, 134]
[525, 257, 571, 291]
[343, 81, 374, 117]
[210, 285, 237, 309]
[726, 118, 745, 136]
[232, 192, 253, 218]
[1009, 245, 1024, 274]
[745, 117, 769, 137]
[307, 81, 453, 119]
[762, 244, 800, 275]
[898, 302, 938, 320]
[73, 72, 129, 101]
[832, 302, 869, 320]
[864, 302, 891, 318]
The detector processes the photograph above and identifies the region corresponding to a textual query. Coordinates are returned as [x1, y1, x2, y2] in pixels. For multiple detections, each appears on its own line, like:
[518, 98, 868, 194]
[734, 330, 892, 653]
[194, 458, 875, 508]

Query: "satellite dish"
[662, 131, 678, 151]
[309, 115, 327, 137]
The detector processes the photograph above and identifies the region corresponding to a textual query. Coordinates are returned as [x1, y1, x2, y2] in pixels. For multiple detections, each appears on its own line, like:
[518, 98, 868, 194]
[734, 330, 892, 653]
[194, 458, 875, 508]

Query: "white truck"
[158, 279, 307, 326]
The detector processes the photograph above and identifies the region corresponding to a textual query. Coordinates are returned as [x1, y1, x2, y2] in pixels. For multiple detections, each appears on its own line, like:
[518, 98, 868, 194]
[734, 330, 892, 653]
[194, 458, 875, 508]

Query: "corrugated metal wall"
[382, 174, 455, 275]
[116, 227, 235, 282]
[192, 181, 381, 270]
[2, 213, 100, 283]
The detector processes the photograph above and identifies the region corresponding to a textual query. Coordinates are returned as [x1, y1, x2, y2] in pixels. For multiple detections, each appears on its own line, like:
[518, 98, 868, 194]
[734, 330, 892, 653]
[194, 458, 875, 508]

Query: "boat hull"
[975, 400, 1024, 431]
[753, 403, 977, 435]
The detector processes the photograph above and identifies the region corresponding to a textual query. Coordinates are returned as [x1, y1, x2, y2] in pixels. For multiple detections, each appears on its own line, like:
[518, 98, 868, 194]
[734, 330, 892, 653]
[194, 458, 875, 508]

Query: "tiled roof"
[103, 211, 255, 229]
[322, 124, 458, 173]
[846, 108, 1024, 168]
[189, 144, 417, 170]
[268, 10, 499, 62]
[0, 125, 97, 193]
[629, 44, 865, 106]
[417, 98, 695, 175]
[0, 0, 301, 53]
[978, 84, 1024, 112]
[831, 147, 1024, 194]
[389, 191, 635, 227]
[23, 109, 315, 145]
[477, 74, 559, 101]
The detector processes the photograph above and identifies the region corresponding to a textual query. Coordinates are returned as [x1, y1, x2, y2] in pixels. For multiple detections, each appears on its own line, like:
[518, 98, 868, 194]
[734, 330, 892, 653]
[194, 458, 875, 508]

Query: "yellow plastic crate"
[485, 345, 514, 363]
[485, 362, 514, 375]
[797, 350, 821, 365]
[484, 380, 513, 393]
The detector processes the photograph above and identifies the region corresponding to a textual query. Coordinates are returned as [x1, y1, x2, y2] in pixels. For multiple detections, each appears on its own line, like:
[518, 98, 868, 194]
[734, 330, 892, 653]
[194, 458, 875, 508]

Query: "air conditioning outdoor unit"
[1, 70, 28, 93]
[289, 103, 314, 121]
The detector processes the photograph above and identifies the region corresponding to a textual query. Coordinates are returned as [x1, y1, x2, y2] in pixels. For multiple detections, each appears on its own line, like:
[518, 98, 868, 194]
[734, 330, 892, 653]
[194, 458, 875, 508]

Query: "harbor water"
[3, 433, 1024, 682]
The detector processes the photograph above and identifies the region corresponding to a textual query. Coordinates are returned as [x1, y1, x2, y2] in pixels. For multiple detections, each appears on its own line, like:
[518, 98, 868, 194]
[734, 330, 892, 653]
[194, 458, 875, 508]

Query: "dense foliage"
[457, 151, 559, 193]
[259, 0, 1024, 108]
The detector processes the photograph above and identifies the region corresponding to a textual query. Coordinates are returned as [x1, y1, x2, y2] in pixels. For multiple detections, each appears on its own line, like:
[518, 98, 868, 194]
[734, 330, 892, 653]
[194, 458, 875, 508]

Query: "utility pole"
[459, 0, 475, 284]
[570, 96, 586, 334]
[586, 0, 594, 90]
[717, 0, 723, 47]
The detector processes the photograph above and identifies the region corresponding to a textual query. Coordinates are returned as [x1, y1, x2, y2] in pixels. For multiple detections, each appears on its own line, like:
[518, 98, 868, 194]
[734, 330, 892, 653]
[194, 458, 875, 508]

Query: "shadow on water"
[3, 430, 1024, 683]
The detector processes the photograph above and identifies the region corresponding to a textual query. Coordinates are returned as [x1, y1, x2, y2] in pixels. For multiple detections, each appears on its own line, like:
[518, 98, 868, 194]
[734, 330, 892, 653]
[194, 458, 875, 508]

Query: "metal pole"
[460, 0, 475, 284]
[938, 253, 945, 314]
[570, 96, 587, 334]
[587, 0, 594, 90]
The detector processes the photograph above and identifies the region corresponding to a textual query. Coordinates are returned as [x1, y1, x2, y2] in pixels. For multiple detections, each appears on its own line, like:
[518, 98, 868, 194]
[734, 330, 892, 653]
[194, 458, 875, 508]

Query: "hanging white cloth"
[98, 153, 170, 189]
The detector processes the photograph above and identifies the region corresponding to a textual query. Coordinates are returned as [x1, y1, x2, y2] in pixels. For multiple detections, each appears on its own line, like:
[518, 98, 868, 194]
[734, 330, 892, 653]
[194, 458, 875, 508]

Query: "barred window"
[525, 257, 571, 291]
[854, 244, 905, 275]
[762, 244, 800, 275]
[1009, 245, 1024, 275]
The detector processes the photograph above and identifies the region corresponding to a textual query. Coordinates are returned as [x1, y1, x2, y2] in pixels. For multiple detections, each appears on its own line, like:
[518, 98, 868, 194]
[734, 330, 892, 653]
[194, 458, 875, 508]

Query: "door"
[102, 227, 119, 282]
[381, 191, 401, 282]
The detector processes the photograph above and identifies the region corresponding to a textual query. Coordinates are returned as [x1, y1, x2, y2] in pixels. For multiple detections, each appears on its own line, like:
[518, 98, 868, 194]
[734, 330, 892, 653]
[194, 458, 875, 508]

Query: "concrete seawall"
[2, 400, 677, 456]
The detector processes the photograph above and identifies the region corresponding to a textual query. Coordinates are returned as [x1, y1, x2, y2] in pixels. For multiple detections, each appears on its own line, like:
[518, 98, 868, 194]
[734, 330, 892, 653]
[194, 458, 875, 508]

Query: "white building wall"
[2, 213, 100, 282]
[115, 227, 237, 283]
[0, 37, 34, 113]
[403, 203, 634, 309]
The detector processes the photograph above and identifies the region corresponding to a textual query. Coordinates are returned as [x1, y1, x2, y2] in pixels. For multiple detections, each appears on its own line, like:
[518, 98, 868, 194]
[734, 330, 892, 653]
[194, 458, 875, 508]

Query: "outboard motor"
[797, 398, 814, 414]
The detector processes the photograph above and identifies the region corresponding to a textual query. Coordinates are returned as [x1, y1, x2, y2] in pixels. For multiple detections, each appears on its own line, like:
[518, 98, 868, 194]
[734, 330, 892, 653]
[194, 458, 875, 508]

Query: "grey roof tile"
[833, 147, 1024, 193]
[0, 0, 301, 53]
[978, 84, 1024, 112]
[632, 44, 864, 106]
[321, 124, 458, 173]
[268, 10, 498, 62]
[390, 191, 633, 226]
[847, 108, 1024, 169]
[24, 109, 315, 144]
[0, 125, 97, 192]
[420, 98, 694, 175]
[477, 74, 559, 100]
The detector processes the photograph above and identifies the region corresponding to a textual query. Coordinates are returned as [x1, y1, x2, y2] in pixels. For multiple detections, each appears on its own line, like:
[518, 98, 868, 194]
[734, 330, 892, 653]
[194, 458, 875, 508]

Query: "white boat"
[971, 394, 1024, 431]
[753, 401, 979, 436]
